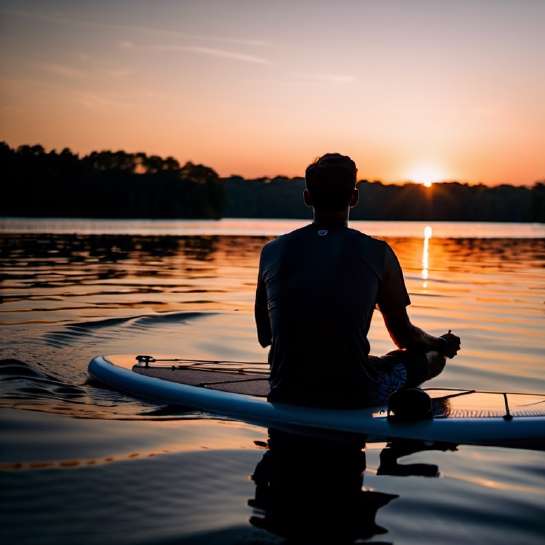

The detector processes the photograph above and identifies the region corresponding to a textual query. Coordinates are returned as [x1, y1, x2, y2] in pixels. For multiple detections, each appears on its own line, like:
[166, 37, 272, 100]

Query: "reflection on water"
[2, 217, 545, 238]
[250, 430, 390, 543]
[1, 221, 545, 545]
[421, 225, 432, 287]
[2, 407, 545, 545]
[249, 430, 460, 543]
[1, 225, 545, 417]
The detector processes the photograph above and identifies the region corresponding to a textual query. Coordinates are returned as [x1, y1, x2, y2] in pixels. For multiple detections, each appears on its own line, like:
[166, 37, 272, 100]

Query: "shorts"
[365, 349, 430, 406]
[268, 349, 430, 409]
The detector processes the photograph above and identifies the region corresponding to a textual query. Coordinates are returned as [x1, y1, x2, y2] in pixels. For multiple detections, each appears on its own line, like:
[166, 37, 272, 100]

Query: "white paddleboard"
[88, 354, 545, 447]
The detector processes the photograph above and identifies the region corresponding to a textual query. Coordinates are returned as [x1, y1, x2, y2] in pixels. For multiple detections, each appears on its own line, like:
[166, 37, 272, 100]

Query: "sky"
[1, 0, 544, 185]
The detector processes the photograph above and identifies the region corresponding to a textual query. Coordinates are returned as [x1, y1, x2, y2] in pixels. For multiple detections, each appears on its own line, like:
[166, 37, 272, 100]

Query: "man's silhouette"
[255, 153, 460, 407]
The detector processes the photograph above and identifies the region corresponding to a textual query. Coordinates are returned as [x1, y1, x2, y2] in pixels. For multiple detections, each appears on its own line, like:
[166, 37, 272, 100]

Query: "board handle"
[135, 355, 155, 367]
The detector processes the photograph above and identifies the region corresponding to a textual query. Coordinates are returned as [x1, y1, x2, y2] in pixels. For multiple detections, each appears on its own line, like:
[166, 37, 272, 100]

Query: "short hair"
[305, 153, 357, 209]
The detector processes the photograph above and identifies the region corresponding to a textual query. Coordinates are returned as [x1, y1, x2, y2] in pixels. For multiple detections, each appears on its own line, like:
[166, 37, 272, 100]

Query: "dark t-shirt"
[255, 223, 410, 406]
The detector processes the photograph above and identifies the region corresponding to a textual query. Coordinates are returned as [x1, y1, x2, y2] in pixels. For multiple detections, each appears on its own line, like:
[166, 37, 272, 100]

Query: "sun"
[407, 165, 445, 188]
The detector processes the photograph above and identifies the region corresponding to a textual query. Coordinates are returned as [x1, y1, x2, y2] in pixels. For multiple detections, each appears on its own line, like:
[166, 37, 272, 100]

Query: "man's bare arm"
[381, 306, 460, 358]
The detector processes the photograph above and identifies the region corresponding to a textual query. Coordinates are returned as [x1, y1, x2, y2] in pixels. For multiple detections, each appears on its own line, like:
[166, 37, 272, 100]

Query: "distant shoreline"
[2, 217, 544, 239]
[1, 215, 545, 223]
[3, 142, 545, 222]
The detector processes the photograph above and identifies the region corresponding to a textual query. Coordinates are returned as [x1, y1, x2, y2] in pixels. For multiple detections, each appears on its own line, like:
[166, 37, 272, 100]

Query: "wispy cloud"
[2, 8, 270, 48]
[146, 44, 270, 65]
[38, 58, 133, 81]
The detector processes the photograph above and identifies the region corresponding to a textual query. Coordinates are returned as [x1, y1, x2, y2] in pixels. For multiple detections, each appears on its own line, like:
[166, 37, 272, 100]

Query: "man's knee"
[425, 351, 446, 379]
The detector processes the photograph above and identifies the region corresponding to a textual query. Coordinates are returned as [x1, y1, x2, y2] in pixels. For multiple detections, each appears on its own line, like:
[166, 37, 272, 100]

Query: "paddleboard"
[88, 354, 545, 447]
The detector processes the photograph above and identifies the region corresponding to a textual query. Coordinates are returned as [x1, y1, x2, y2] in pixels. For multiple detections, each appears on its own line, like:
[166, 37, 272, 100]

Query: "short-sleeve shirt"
[255, 223, 410, 407]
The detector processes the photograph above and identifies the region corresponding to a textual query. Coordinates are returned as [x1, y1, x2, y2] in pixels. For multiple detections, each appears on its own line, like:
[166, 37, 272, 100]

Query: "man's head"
[304, 153, 358, 211]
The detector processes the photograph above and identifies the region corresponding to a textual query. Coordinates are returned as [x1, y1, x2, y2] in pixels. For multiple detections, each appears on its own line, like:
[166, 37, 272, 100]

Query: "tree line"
[0, 142, 224, 219]
[223, 175, 545, 222]
[1, 142, 544, 221]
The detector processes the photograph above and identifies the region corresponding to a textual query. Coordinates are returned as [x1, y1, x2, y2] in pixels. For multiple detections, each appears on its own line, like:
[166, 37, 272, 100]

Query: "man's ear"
[303, 189, 313, 207]
[349, 188, 359, 208]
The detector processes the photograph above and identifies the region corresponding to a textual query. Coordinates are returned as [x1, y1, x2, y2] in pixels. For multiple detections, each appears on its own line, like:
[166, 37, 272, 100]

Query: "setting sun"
[407, 165, 446, 188]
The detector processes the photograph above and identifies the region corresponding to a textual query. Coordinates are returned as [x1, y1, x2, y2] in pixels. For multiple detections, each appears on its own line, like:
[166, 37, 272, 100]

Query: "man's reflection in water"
[249, 428, 457, 544]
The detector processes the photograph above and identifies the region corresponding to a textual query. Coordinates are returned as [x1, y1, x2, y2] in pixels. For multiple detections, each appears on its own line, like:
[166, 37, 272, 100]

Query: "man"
[255, 153, 460, 408]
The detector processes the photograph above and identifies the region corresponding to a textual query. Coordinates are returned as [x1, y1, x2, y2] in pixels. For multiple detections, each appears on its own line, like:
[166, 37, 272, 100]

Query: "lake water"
[1, 218, 545, 544]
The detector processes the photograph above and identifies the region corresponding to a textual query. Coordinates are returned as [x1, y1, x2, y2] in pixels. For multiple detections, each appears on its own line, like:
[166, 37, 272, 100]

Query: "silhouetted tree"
[222, 176, 544, 222]
[1, 141, 542, 221]
[0, 142, 224, 219]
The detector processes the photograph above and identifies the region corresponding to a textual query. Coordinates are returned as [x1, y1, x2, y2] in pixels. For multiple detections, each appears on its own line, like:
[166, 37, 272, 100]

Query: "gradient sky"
[1, 0, 544, 184]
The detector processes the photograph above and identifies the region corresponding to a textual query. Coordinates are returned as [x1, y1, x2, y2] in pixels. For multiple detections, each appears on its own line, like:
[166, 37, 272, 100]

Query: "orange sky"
[1, 1, 544, 185]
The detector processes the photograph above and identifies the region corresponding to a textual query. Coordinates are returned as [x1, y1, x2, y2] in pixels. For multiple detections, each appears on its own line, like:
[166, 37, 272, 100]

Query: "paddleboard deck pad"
[89, 354, 545, 447]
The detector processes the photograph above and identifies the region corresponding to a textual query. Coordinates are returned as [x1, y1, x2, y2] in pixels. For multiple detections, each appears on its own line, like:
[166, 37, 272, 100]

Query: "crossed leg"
[367, 349, 447, 404]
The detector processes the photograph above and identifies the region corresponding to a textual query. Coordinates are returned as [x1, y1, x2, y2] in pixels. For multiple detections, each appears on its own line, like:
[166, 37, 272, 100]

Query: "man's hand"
[382, 306, 462, 358]
[439, 330, 461, 359]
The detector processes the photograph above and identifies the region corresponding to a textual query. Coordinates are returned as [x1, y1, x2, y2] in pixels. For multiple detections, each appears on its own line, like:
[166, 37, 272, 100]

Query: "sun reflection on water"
[421, 225, 432, 287]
